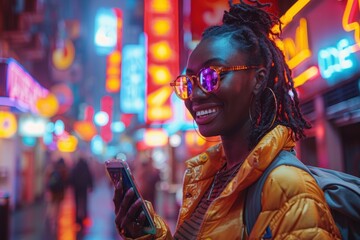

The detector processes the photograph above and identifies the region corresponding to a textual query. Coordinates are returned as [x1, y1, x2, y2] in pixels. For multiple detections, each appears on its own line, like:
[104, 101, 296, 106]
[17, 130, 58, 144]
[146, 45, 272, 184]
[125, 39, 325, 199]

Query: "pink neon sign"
[7, 60, 48, 113]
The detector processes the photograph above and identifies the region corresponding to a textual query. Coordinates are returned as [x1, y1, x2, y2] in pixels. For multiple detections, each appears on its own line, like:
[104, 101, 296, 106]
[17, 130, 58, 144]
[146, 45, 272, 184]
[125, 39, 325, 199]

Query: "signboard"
[0, 58, 49, 113]
[277, 0, 360, 100]
[105, 8, 123, 93]
[120, 44, 146, 121]
[144, 0, 180, 123]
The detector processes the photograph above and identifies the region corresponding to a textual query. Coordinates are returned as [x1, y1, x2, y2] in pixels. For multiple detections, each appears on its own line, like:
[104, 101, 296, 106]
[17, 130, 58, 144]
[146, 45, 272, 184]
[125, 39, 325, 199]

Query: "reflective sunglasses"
[170, 65, 259, 100]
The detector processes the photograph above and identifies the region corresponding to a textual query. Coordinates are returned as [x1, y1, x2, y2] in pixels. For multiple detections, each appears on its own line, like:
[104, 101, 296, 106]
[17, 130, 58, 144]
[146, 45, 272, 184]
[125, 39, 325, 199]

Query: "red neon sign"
[144, 0, 179, 123]
[100, 95, 113, 143]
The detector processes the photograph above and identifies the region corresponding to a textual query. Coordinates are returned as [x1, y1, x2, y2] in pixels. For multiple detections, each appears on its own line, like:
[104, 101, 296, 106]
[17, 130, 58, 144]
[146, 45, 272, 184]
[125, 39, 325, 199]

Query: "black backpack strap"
[245, 150, 310, 235]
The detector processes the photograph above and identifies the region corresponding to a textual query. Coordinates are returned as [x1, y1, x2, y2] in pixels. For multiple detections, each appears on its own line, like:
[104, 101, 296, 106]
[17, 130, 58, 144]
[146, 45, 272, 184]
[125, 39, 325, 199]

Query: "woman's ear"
[253, 67, 267, 95]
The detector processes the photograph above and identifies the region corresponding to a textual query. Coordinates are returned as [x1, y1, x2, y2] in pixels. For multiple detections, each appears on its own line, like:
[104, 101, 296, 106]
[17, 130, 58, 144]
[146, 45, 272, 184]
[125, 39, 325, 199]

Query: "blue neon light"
[120, 44, 146, 122]
[318, 38, 355, 81]
[94, 8, 117, 55]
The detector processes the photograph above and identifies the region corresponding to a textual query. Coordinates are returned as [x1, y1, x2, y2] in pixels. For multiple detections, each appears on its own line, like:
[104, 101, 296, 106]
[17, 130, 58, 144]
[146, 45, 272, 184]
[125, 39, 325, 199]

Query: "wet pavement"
[9, 177, 121, 240]
[8, 177, 178, 240]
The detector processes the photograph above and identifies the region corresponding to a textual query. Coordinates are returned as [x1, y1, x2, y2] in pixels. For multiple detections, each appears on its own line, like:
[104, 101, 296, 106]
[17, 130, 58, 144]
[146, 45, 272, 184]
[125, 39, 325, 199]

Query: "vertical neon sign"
[100, 96, 113, 143]
[144, 0, 179, 123]
[106, 8, 123, 93]
[120, 44, 146, 122]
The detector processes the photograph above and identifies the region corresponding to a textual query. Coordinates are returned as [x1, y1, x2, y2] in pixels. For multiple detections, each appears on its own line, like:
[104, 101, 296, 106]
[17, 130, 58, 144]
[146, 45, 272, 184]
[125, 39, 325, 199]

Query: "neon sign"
[4, 59, 48, 113]
[342, 0, 360, 47]
[120, 44, 146, 120]
[276, 18, 311, 70]
[275, 17, 316, 87]
[318, 38, 354, 79]
[94, 8, 117, 54]
[145, 0, 179, 123]
[100, 96, 113, 143]
[273, 0, 360, 92]
[105, 8, 123, 93]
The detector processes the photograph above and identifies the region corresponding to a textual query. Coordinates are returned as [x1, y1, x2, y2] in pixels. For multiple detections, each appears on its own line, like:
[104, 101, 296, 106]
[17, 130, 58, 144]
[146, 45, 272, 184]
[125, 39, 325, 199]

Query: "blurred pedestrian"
[45, 157, 68, 231]
[68, 157, 94, 229]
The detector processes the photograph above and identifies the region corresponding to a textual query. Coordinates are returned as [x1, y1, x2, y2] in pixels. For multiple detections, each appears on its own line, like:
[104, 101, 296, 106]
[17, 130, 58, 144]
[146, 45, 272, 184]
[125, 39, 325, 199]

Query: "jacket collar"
[184, 125, 296, 188]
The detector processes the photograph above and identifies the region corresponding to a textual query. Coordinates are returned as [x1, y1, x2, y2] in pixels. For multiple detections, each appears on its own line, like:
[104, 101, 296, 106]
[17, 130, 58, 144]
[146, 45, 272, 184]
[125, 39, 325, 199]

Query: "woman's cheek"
[184, 101, 195, 118]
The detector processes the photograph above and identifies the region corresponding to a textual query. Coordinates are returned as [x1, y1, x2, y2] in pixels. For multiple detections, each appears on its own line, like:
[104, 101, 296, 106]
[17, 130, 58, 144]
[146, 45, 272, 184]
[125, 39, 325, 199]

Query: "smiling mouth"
[196, 108, 218, 118]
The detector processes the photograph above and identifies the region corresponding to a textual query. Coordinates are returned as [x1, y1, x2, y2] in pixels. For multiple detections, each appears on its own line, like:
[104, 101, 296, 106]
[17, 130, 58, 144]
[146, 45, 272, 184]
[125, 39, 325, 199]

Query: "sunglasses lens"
[173, 76, 193, 99]
[199, 68, 218, 92]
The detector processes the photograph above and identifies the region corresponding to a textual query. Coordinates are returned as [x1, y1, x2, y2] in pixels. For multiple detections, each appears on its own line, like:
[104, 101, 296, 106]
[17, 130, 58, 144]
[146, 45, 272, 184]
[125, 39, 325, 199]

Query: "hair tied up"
[224, 0, 280, 37]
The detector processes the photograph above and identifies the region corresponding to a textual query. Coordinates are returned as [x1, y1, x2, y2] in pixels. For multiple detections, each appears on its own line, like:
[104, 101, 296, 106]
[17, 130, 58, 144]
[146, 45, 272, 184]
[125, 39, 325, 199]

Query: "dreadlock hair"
[201, 0, 311, 149]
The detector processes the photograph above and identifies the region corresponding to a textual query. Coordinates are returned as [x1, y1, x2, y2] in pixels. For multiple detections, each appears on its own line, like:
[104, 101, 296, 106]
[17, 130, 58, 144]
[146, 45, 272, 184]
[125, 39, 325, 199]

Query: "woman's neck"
[220, 122, 252, 170]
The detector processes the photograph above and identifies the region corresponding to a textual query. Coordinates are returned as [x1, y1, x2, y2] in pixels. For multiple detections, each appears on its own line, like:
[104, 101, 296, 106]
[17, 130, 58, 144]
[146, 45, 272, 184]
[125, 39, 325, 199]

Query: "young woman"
[113, 1, 341, 239]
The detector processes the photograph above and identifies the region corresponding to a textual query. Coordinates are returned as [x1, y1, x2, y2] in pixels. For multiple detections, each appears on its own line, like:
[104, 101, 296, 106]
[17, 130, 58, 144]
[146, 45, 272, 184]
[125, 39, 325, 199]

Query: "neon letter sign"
[318, 38, 353, 79]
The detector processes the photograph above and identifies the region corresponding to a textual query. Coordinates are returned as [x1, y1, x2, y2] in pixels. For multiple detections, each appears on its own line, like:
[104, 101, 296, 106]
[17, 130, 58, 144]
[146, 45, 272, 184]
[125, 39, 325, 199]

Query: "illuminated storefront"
[0, 58, 49, 207]
[278, 0, 360, 176]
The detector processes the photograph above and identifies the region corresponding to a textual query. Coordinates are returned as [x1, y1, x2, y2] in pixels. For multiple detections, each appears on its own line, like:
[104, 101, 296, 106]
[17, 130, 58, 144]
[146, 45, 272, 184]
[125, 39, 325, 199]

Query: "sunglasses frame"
[170, 65, 259, 100]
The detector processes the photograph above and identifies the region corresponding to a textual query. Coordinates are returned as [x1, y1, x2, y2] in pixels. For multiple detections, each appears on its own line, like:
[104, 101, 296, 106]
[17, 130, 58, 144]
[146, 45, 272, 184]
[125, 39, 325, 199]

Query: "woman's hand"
[113, 180, 148, 238]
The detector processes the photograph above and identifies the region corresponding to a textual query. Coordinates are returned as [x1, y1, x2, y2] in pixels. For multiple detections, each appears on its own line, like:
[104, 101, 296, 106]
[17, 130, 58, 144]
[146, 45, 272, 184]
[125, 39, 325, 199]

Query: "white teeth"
[196, 108, 217, 117]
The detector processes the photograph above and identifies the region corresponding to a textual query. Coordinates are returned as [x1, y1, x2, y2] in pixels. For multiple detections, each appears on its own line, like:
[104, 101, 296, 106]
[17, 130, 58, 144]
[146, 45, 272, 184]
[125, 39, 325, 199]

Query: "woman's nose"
[190, 78, 208, 100]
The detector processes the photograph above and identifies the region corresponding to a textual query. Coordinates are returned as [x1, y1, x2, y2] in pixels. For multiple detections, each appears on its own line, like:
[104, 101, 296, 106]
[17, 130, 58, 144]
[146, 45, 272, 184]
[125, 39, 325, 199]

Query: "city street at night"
[1, 0, 360, 239]
[10, 177, 120, 240]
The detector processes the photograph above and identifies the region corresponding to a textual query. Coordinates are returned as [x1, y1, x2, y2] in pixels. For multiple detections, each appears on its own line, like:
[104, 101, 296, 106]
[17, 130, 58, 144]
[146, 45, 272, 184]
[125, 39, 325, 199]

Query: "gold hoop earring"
[248, 87, 278, 128]
[248, 94, 254, 122]
[267, 87, 278, 128]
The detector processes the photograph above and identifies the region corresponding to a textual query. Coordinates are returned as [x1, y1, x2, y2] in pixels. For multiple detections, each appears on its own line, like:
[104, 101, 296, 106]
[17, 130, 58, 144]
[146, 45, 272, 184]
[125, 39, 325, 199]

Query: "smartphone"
[105, 153, 156, 235]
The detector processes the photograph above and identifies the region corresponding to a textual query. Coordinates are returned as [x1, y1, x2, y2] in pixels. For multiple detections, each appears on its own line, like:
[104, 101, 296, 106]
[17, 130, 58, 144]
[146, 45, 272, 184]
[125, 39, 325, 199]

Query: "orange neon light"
[342, 0, 360, 46]
[147, 86, 173, 120]
[106, 50, 121, 92]
[52, 39, 75, 70]
[287, 49, 311, 70]
[57, 135, 78, 152]
[272, 2, 314, 88]
[145, 0, 179, 123]
[272, 0, 311, 34]
[151, 0, 171, 13]
[152, 18, 171, 36]
[149, 64, 172, 84]
[274, 0, 360, 88]
[150, 41, 173, 61]
[105, 8, 123, 93]
[148, 106, 172, 121]
[293, 66, 319, 87]
[148, 86, 172, 106]
[144, 129, 168, 147]
[277, 18, 311, 69]
[0, 111, 17, 138]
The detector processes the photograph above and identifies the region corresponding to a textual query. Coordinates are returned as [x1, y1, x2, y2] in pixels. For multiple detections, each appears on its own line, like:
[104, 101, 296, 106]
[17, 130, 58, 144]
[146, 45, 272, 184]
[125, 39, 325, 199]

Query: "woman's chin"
[198, 128, 218, 138]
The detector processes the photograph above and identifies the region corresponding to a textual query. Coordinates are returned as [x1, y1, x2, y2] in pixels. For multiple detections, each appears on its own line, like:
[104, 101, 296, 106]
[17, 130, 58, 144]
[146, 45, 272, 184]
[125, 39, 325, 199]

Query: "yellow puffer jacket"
[130, 125, 341, 239]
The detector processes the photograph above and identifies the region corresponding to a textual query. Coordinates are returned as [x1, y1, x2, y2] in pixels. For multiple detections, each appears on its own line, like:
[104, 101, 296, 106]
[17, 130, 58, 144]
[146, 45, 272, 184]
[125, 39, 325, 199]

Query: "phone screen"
[105, 156, 156, 235]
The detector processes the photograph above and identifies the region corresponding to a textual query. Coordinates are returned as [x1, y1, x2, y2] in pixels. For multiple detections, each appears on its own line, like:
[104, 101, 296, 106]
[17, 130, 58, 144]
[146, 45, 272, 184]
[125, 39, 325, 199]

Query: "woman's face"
[185, 37, 258, 137]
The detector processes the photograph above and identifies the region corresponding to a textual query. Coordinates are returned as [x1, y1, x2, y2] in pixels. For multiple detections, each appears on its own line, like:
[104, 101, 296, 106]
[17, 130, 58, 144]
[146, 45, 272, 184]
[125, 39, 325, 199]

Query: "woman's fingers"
[123, 198, 147, 238]
[113, 180, 123, 213]
[113, 189, 146, 238]
[117, 188, 135, 223]
[120, 194, 141, 227]
[137, 211, 147, 226]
